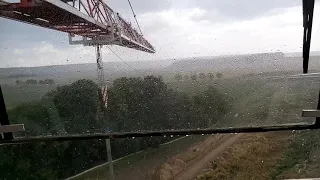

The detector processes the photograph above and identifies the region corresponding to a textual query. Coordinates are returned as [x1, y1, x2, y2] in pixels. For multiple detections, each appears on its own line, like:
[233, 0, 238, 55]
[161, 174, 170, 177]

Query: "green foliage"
[45, 79, 102, 134]
[190, 74, 197, 81]
[0, 140, 107, 180]
[2, 85, 56, 110]
[1, 76, 229, 180]
[207, 73, 214, 80]
[39, 79, 55, 85]
[15, 80, 22, 85]
[216, 72, 223, 79]
[8, 73, 37, 78]
[107, 76, 200, 131]
[174, 73, 183, 81]
[191, 86, 229, 127]
[8, 101, 54, 136]
[271, 131, 320, 179]
[2, 79, 108, 179]
[25, 79, 37, 85]
[199, 73, 206, 80]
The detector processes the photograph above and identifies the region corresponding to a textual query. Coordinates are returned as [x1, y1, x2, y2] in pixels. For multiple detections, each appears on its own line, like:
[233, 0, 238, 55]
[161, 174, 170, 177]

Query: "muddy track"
[170, 134, 243, 180]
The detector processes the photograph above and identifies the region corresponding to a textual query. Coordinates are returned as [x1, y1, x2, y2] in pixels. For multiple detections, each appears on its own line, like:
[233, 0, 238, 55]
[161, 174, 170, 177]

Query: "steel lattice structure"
[0, 0, 155, 53]
[0, 2, 155, 178]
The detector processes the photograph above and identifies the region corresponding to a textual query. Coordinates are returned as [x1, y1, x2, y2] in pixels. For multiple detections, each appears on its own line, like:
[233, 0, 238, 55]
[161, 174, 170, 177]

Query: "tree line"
[8, 73, 37, 78]
[174, 72, 223, 81]
[16, 78, 55, 85]
[0, 76, 229, 180]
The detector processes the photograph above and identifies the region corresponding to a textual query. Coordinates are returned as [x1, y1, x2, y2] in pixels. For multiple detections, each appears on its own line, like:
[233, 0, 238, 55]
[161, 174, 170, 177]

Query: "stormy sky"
[0, 0, 319, 67]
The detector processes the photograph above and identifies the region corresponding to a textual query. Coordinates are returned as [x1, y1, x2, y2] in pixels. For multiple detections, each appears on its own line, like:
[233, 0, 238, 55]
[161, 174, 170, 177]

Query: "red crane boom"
[0, 0, 155, 53]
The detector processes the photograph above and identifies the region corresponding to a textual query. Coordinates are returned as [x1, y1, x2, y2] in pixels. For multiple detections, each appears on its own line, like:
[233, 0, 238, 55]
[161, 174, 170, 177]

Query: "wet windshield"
[0, 0, 319, 179]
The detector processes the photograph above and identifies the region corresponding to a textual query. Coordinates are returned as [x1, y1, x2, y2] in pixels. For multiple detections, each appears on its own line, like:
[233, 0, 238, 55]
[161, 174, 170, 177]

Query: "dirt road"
[172, 134, 243, 180]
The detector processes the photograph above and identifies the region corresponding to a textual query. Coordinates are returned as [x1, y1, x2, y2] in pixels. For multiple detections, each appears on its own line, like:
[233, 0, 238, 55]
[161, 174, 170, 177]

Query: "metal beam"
[44, 0, 107, 30]
[1, 122, 319, 145]
[0, 124, 25, 134]
[302, 110, 320, 118]
[0, 0, 155, 53]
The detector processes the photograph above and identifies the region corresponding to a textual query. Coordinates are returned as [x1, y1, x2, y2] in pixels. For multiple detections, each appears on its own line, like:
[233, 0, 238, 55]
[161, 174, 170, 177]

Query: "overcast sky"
[0, 0, 319, 67]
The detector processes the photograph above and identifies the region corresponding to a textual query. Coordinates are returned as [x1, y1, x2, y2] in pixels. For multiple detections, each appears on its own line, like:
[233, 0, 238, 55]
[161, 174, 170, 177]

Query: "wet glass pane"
[1, 1, 320, 179]
[1, 0, 319, 137]
[3, 131, 320, 180]
[0, 135, 206, 179]
[3, 68, 319, 137]
[216, 74, 319, 128]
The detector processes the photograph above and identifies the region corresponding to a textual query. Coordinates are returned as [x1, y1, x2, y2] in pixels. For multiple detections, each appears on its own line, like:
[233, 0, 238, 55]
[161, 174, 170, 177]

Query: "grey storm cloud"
[189, 0, 301, 19]
[109, 0, 301, 20]
[2, 0, 319, 67]
[108, 0, 172, 15]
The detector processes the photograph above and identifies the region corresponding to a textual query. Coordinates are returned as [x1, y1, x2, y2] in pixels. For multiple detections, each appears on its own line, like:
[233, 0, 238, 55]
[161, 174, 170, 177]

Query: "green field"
[171, 76, 318, 126]
[68, 135, 206, 180]
[2, 84, 57, 110]
[1, 72, 319, 180]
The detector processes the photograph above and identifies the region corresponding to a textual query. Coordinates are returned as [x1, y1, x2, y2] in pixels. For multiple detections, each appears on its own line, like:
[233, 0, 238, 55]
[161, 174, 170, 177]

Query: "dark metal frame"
[317, 90, 320, 127]
[0, 0, 318, 145]
[302, 0, 315, 73]
[0, 86, 13, 140]
[0, 122, 319, 145]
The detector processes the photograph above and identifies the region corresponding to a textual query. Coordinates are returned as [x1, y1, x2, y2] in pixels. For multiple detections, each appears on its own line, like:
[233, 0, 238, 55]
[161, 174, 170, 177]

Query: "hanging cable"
[107, 46, 140, 73]
[127, 0, 143, 36]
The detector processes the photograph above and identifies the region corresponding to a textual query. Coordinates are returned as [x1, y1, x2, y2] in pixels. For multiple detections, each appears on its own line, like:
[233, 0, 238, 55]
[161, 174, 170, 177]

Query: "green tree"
[2, 79, 108, 180]
[108, 76, 170, 132]
[207, 73, 214, 80]
[174, 73, 182, 81]
[25, 79, 37, 85]
[190, 74, 197, 81]
[184, 75, 189, 80]
[15, 80, 22, 85]
[8, 101, 58, 136]
[216, 72, 223, 79]
[1, 77, 230, 180]
[199, 73, 206, 80]
[45, 79, 102, 134]
[39, 79, 55, 85]
[191, 86, 229, 128]
[45, 79, 55, 85]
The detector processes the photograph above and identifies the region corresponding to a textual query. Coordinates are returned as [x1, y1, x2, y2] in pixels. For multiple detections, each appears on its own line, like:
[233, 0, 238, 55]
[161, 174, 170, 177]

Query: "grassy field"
[272, 129, 320, 179]
[2, 84, 57, 110]
[193, 76, 320, 179]
[68, 135, 206, 180]
[2, 72, 318, 179]
[168, 76, 318, 129]
[196, 132, 293, 180]
[166, 78, 262, 100]
[194, 130, 320, 180]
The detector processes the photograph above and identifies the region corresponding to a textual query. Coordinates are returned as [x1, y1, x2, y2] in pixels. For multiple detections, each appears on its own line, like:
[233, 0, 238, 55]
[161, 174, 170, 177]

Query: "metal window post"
[0, 86, 13, 140]
[316, 90, 320, 127]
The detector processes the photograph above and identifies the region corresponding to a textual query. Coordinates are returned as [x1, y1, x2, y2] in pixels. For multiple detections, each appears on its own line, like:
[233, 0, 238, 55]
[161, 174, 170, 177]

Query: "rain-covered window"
[0, 0, 319, 179]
